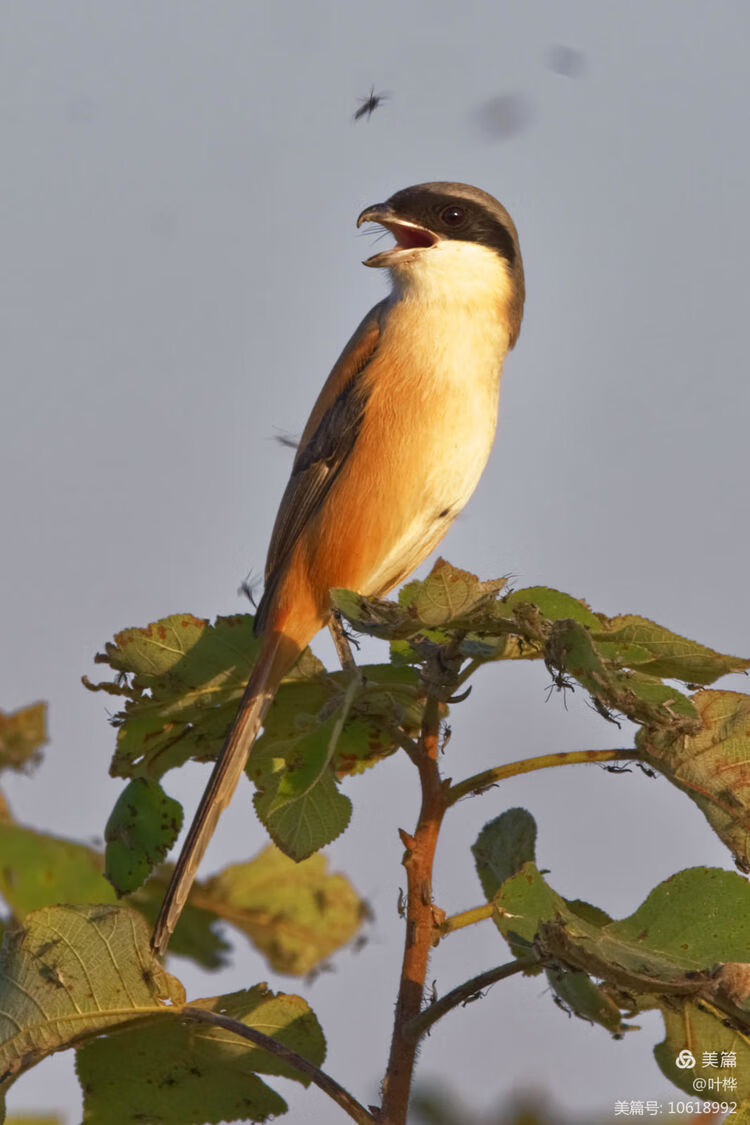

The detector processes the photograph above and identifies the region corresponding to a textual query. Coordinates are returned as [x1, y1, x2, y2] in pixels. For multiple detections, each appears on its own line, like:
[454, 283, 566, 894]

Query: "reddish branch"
[378, 691, 449, 1124]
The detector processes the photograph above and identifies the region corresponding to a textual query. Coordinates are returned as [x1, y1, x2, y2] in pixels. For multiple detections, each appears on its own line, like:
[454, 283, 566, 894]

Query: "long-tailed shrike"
[152, 182, 525, 954]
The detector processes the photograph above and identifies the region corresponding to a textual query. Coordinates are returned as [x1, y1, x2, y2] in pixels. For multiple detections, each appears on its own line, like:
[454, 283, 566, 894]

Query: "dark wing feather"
[254, 302, 384, 633]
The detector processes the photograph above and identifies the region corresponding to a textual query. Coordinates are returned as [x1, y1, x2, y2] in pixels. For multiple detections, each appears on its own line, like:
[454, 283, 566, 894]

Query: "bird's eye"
[440, 205, 465, 226]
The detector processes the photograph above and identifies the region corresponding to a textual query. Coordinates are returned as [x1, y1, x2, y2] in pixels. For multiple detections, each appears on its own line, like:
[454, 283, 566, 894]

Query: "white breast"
[362, 239, 515, 594]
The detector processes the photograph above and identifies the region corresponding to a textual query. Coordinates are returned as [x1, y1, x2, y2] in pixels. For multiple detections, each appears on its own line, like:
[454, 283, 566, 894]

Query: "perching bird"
[151, 182, 525, 955]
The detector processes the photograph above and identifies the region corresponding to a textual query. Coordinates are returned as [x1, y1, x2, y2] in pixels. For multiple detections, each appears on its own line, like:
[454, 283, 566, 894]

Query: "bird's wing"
[255, 300, 385, 631]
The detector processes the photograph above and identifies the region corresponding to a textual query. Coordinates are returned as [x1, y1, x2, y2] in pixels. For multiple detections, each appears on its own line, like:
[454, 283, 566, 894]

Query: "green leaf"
[0, 823, 227, 972]
[593, 614, 750, 685]
[104, 779, 183, 895]
[480, 853, 750, 1049]
[399, 559, 507, 627]
[544, 964, 629, 1034]
[258, 663, 420, 779]
[546, 619, 699, 729]
[471, 808, 537, 901]
[75, 986, 326, 1124]
[655, 1000, 750, 1099]
[88, 614, 265, 780]
[93, 612, 400, 786]
[499, 587, 601, 629]
[99, 613, 248, 685]
[605, 867, 750, 964]
[0, 824, 116, 917]
[200, 845, 365, 974]
[638, 690, 750, 871]
[491, 861, 568, 949]
[329, 588, 420, 640]
[611, 864, 750, 963]
[0, 905, 184, 1097]
[252, 710, 353, 862]
[536, 866, 750, 995]
[0, 703, 47, 773]
[332, 559, 507, 640]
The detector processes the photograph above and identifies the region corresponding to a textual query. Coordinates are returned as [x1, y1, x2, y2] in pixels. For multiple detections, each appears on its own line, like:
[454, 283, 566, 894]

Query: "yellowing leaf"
[0, 703, 47, 773]
[639, 690, 750, 870]
[200, 845, 365, 975]
[0, 825, 116, 917]
[401, 559, 507, 627]
[0, 905, 184, 1095]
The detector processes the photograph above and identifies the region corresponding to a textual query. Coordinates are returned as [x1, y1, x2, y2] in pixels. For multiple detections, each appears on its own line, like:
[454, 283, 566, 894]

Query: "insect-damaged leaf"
[398, 558, 508, 626]
[0, 905, 328, 1123]
[545, 619, 700, 729]
[591, 614, 750, 685]
[94, 613, 423, 887]
[498, 587, 600, 629]
[86, 613, 266, 780]
[200, 845, 365, 976]
[0, 905, 184, 1098]
[472, 806, 750, 1044]
[638, 689, 750, 871]
[75, 985, 326, 1124]
[331, 558, 508, 640]
[258, 662, 421, 778]
[91, 613, 418, 789]
[134, 844, 365, 976]
[104, 779, 183, 895]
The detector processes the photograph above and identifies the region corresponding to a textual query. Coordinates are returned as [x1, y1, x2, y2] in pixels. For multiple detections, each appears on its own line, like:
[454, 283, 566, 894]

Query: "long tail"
[151, 631, 293, 956]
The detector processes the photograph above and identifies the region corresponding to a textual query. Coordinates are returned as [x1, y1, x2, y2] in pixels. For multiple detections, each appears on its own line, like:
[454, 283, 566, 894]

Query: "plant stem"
[447, 748, 639, 806]
[402, 956, 538, 1041]
[379, 692, 449, 1125]
[181, 1006, 375, 1124]
[438, 902, 495, 936]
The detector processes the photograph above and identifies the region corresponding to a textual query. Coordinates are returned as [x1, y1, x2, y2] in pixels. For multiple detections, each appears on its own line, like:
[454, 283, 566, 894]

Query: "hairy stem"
[447, 748, 639, 806]
[181, 1006, 375, 1124]
[379, 692, 449, 1124]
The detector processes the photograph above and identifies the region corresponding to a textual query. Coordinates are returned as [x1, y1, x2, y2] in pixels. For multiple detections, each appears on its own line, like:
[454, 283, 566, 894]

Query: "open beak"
[357, 203, 438, 268]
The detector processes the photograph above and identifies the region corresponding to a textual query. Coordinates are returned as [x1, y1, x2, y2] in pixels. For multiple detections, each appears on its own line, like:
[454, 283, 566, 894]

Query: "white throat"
[388, 239, 514, 312]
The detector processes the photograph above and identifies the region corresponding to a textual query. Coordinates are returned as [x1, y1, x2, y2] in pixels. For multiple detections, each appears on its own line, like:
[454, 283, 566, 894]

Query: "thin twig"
[447, 748, 639, 806]
[329, 611, 360, 674]
[181, 1006, 375, 1124]
[402, 957, 538, 1041]
[383, 722, 422, 767]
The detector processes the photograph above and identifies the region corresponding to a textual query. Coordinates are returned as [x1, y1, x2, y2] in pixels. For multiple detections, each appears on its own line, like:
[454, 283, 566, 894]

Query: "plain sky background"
[2, 2, 749, 1122]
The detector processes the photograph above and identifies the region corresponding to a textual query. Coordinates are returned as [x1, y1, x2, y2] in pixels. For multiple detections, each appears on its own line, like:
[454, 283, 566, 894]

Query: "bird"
[151, 181, 525, 956]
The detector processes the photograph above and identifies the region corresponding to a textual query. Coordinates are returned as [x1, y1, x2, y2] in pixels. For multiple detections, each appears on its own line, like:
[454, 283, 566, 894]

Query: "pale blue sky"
[2, 2, 749, 1121]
